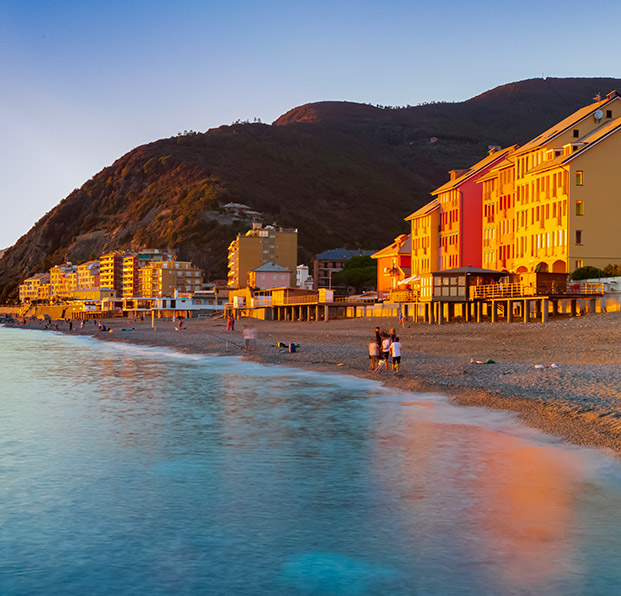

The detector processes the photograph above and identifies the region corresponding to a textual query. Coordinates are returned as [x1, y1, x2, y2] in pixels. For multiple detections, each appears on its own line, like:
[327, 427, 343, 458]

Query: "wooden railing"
[389, 290, 419, 303]
[568, 282, 605, 295]
[470, 283, 535, 300]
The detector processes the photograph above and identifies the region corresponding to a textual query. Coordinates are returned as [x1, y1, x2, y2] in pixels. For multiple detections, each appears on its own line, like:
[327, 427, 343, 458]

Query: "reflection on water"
[1, 327, 621, 596]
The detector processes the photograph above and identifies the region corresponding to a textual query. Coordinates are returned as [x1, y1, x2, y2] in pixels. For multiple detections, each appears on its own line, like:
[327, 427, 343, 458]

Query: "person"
[242, 325, 257, 351]
[368, 338, 380, 371]
[69, 320, 73, 331]
[375, 326, 382, 347]
[381, 333, 391, 370]
[390, 336, 402, 373]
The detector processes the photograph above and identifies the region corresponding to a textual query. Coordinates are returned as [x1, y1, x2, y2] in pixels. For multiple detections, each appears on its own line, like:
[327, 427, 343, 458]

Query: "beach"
[12, 312, 621, 453]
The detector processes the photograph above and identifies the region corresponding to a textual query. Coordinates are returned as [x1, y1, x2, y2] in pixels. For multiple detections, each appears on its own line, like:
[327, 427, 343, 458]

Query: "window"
[576, 200, 584, 216]
[576, 230, 583, 245]
[573, 129, 579, 138]
[607, 110, 613, 119]
[576, 170, 584, 186]
[575, 260, 584, 269]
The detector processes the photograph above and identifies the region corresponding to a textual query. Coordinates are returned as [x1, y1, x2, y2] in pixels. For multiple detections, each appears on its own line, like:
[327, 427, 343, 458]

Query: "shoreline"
[8, 314, 621, 454]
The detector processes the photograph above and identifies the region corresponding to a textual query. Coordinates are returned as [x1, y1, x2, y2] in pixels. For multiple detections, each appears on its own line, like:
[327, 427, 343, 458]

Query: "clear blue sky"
[2, 0, 621, 249]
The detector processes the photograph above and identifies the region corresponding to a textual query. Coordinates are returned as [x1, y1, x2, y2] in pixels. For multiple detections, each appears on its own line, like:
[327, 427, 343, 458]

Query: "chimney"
[607, 90, 618, 100]
[449, 169, 467, 181]
[488, 145, 501, 155]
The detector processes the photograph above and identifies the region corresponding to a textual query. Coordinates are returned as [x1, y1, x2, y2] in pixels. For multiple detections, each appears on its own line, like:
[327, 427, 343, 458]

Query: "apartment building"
[18, 273, 50, 303]
[77, 260, 100, 290]
[99, 252, 125, 293]
[371, 234, 411, 299]
[137, 260, 203, 297]
[227, 224, 297, 288]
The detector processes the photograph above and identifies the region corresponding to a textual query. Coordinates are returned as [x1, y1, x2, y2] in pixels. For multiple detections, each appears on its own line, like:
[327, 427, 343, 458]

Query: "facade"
[312, 248, 375, 290]
[372, 234, 412, 299]
[122, 250, 175, 298]
[137, 260, 203, 298]
[99, 252, 125, 292]
[400, 91, 621, 283]
[477, 90, 621, 274]
[227, 224, 297, 288]
[431, 146, 514, 271]
[77, 261, 100, 290]
[18, 273, 50, 303]
[406, 200, 440, 276]
[248, 262, 292, 290]
[49, 263, 77, 299]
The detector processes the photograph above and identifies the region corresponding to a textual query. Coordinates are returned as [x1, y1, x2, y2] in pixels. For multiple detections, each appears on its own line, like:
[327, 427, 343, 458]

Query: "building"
[372, 234, 412, 299]
[77, 261, 100, 290]
[99, 252, 125, 293]
[49, 263, 77, 299]
[18, 273, 50, 304]
[248, 262, 292, 290]
[406, 200, 440, 277]
[431, 146, 514, 271]
[227, 224, 297, 288]
[122, 249, 176, 298]
[312, 248, 375, 290]
[296, 265, 313, 289]
[137, 260, 203, 297]
[504, 90, 621, 273]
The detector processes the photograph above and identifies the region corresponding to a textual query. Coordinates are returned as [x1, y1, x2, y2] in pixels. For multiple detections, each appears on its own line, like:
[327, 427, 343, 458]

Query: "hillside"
[1, 76, 620, 301]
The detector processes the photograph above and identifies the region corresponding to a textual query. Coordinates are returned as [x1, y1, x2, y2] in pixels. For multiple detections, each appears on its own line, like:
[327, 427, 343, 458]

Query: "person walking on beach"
[369, 338, 380, 371]
[381, 333, 391, 370]
[390, 336, 402, 373]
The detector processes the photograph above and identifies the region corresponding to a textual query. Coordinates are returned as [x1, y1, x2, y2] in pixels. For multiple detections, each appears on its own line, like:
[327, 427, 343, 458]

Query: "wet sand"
[13, 313, 621, 453]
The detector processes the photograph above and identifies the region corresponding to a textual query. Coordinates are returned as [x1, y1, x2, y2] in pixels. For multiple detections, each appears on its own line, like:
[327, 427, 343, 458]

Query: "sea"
[2, 325, 621, 596]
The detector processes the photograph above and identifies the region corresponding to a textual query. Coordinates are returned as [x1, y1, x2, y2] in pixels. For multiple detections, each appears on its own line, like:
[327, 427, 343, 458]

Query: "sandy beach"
[11, 312, 621, 453]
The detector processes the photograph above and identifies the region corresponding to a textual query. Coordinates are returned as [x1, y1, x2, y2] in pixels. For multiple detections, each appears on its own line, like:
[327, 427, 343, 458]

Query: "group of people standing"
[369, 326, 402, 373]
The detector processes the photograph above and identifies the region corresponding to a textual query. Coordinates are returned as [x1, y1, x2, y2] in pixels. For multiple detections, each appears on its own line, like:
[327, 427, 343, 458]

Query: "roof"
[405, 199, 440, 221]
[315, 248, 376, 261]
[372, 234, 411, 258]
[222, 202, 251, 209]
[252, 262, 291, 273]
[528, 115, 621, 174]
[432, 146, 515, 195]
[515, 93, 620, 156]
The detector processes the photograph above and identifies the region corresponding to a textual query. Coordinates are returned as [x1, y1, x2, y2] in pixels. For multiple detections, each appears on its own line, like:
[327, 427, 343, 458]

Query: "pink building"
[248, 262, 292, 290]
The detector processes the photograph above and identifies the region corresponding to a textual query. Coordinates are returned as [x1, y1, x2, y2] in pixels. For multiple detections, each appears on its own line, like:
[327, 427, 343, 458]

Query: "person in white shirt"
[389, 337, 402, 373]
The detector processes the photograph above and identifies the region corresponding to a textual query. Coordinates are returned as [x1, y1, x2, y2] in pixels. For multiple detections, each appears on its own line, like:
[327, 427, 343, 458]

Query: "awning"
[397, 275, 420, 286]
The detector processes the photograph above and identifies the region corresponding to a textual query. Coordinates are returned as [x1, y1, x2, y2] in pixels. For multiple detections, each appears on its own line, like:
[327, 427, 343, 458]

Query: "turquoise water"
[2, 327, 621, 595]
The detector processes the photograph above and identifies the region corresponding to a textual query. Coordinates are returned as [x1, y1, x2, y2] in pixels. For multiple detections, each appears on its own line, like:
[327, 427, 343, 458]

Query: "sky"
[2, 0, 621, 249]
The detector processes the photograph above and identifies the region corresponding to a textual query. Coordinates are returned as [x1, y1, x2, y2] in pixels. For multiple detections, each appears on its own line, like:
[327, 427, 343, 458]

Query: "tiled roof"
[372, 234, 411, 258]
[405, 199, 439, 221]
[315, 248, 376, 260]
[515, 94, 619, 155]
[432, 146, 515, 195]
[252, 262, 291, 272]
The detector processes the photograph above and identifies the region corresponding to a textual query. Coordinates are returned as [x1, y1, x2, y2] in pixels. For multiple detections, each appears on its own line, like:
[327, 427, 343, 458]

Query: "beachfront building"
[77, 261, 100, 290]
[137, 260, 203, 298]
[431, 146, 515, 271]
[372, 234, 412, 299]
[18, 273, 50, 304]
[122, 249, 175, 298]
[509, 90, 621, 273]
[227, 224, 297, 288]
[99, 252, 125, 293]
[49, 263, 77, 299]
[312, 248, 376, 290]
[397, 90, 621, 285]
[248, 262, 292, 290]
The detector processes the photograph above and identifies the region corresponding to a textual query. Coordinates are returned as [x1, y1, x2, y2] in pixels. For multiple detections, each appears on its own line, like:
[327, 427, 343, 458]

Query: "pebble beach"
[11, 312, 621, 453]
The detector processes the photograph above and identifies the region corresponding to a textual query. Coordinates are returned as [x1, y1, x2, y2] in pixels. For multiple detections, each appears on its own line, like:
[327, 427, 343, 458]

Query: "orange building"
[372, 234, 411, 299]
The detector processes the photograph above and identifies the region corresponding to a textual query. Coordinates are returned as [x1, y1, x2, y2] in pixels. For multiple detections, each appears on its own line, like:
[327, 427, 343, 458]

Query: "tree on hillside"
[332, 256, 377, 292]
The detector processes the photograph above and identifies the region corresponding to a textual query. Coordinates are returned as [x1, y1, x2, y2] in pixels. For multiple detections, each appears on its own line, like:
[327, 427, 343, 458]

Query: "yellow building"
[406, 199, 440, 276]
[18, 273, 50, 304]
[478, 90, 621, 274]
[137, 260, 203, 297]
[122, 250, 174, 298]
[99, 252, 125, 292]
[479, 151, 518, 272]
[77, 260, 100, 290]
[227, 224, 298, 288]
[49, 263, 77, 299]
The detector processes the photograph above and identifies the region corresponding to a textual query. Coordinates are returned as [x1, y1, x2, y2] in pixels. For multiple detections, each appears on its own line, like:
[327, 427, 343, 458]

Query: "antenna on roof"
[594, 93, 602, 102]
